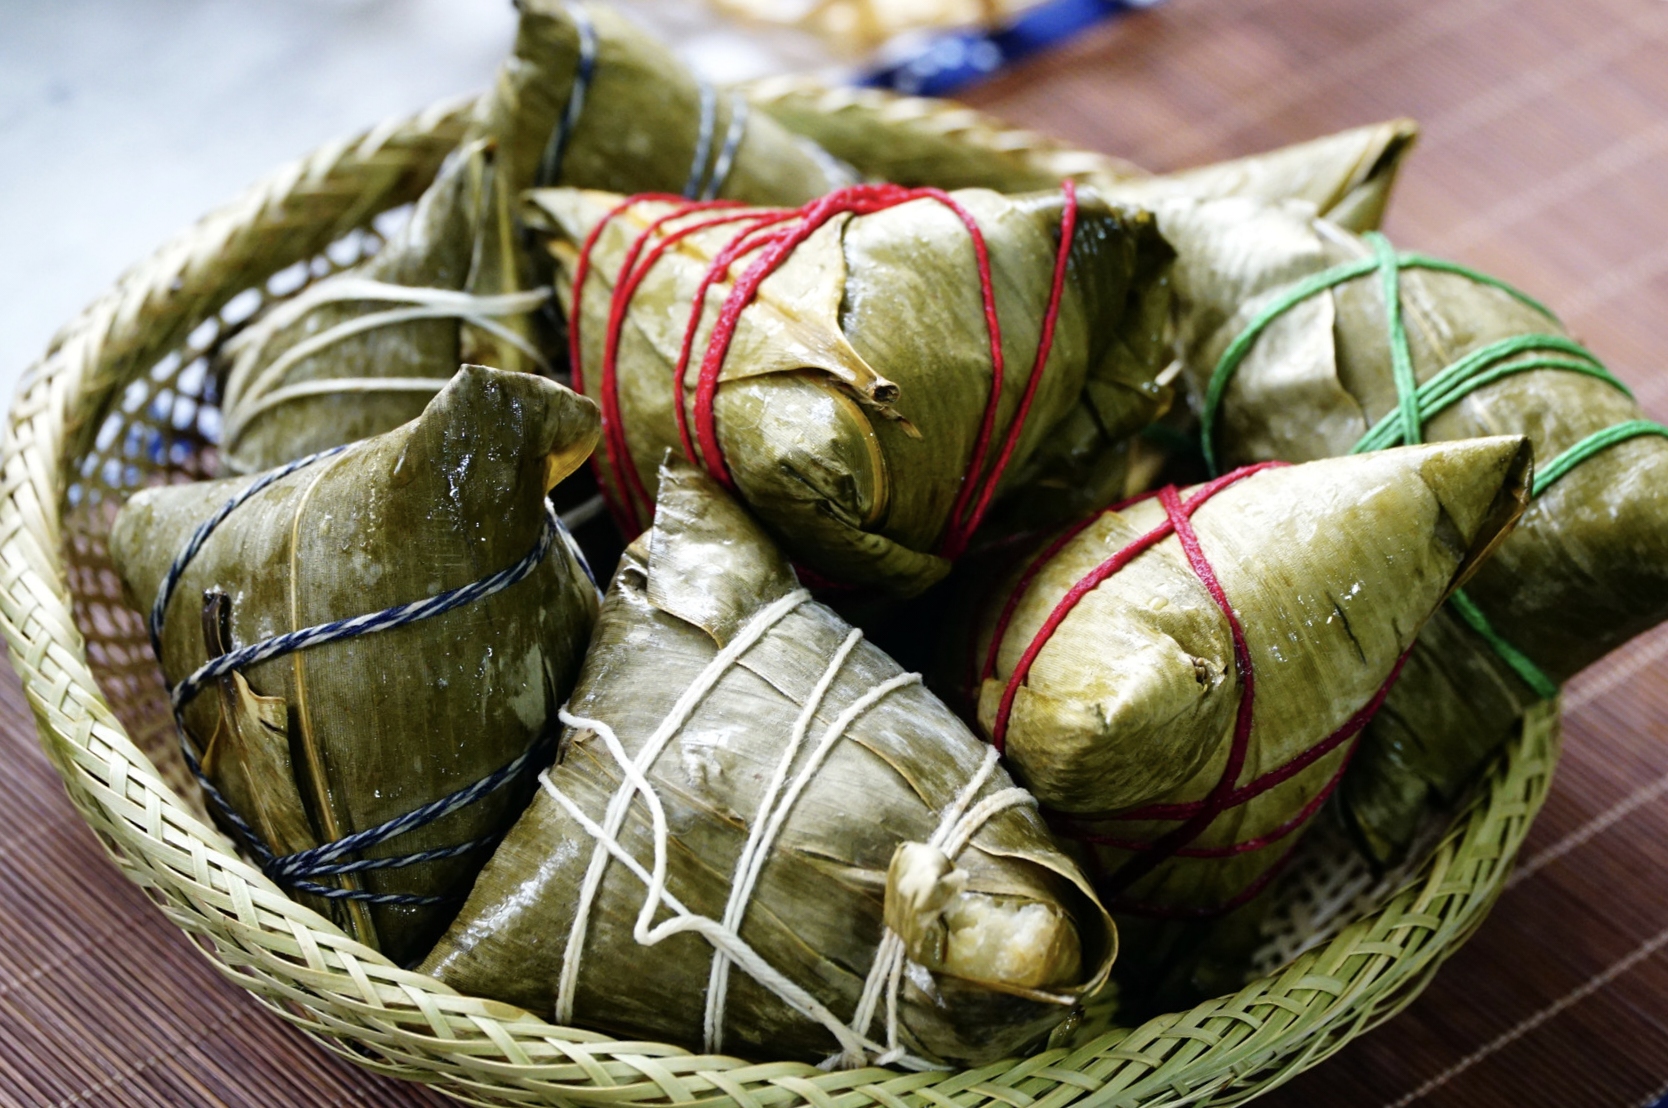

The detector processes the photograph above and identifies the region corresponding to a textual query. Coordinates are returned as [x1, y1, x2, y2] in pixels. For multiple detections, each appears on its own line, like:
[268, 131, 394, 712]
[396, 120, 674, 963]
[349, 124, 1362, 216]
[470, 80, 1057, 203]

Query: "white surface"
[0, 0, 519, 398]
[0, 0, 849, 404]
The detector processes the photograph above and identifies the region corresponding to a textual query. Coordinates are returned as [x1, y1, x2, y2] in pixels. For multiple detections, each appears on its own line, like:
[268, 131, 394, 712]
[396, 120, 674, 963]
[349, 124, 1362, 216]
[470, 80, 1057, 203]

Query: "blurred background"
[0, 0, 1146, 391]
[4, 1, 1668, 1106]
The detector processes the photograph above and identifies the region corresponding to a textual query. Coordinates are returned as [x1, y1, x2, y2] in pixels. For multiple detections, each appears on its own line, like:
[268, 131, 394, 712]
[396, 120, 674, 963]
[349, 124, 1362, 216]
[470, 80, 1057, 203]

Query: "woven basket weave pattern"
[0, 87, 1559, 1107]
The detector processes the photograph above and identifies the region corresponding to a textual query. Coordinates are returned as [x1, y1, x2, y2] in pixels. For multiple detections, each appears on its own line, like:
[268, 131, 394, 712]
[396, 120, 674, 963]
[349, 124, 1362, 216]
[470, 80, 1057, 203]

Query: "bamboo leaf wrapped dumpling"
[218, 0, 851, 475]
[111, 366, 602, 964]
[965, 440, 1531, 916]
[744, 79, 1415, 232]
[422, 464, 1115, 1066]
[1096, 119, 1418, 235]
[529, 181, 1174, 595]
[219, 140, 537, 473]
[480, 2, 850, 209]
[742, 76, 1146, 194]
[1162, 196, 1668, 864]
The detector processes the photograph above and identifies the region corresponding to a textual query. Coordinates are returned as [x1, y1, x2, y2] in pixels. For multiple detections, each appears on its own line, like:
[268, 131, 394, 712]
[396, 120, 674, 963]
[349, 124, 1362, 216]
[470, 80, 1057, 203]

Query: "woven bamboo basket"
[0, 83, 1560, 1107]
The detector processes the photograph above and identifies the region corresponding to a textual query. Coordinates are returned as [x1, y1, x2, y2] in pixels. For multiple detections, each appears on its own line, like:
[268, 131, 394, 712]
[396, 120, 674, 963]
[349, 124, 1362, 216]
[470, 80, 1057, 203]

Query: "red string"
[1112, 843, 1302, 920]
[567, 194, 659, 537]
[985, 464, 1282, 752]
[968, 483, 1161, 708]
[670, 208, 801, 473]
[1060, 687, 1380, 857]
[567, 182, 1080, 575]
[689, 184, 942, 490]
[982, 460, 1412, 916]
[940, 179, 1081, 560]
[1092, 485, 1260, 899]
[601, 202, 756, 526]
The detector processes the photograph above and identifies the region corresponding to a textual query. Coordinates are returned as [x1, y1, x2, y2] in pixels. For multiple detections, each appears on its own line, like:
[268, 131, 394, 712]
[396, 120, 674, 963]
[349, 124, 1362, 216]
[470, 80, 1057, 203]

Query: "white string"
[558, 493, 609, 533]
[704, 627, 866, 1052]
[548, 666, 930, 1066]
[553, 589, 810, 1024]
[539, 714, 882, 1063]
[220, 278, 554, 448]
[222, 377, 452, 453]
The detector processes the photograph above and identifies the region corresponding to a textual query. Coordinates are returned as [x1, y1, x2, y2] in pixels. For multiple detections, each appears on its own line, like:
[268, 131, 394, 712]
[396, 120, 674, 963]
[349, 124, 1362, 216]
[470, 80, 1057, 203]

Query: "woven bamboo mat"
[5, 0, 1668, 1104]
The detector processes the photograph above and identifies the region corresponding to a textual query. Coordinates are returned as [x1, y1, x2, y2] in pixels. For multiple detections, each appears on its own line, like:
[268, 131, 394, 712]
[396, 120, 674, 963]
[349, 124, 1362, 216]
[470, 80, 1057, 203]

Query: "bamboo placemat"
[6, 0, 1668, 1103]
[965, 0, 1668, 1103]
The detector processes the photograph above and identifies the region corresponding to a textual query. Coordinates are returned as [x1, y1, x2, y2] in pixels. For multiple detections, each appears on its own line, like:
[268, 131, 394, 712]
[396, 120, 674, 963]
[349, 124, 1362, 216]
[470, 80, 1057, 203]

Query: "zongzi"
[481, 1, 850, 207]
[745, 80, 1414, 233]
[111, 365, 602, 964]
[422, 463, 1115, 1067]
[218, 0, 851, 476]
[1096, 120, 1418, 235]
[1163, 195, 1668, 864]
[964, 439, 1531, 917]
[219, 139, 537, 474]
[528, 180, 1174, 595]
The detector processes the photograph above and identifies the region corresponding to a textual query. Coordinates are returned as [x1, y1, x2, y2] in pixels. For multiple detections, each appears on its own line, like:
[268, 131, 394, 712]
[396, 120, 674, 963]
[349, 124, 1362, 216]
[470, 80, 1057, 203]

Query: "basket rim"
[0, 82, 1559, 1108]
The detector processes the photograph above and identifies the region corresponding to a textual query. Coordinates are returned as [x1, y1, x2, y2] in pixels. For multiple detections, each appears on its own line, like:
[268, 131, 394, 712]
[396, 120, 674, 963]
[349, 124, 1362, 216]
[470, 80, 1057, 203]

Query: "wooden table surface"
[6, 0, 1668, 1104]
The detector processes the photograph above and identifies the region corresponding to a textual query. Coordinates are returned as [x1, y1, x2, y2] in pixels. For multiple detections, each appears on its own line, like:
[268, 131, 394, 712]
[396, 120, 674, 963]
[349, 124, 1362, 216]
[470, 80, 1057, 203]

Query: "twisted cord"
[544, 585, 1024, 1067]
[684, 83, 720, 200]
[553, 588, 811, 1024]
[701, 95, 751, 201]
[170, 503, 560, 713]
[150, 444, 352, 660]
[571, 180, 1079, 562]
[704, 627, 867, 1052]
[839, 745, 1032, 1068]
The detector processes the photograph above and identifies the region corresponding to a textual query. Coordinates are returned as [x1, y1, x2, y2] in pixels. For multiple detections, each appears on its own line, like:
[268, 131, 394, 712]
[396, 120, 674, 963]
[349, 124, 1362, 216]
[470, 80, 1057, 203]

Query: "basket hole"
[171, 396, 198, 432]
[221, 288, 263, 327]
[120, 379, 149, 413]
[326, 230, 367, 267]
[94, 413, 123, 452]
[373, 204, 413, 241]
[268, 261, 309, 298]
[187, 318, 219, 352]
[198, 406, 222, 446]
[149, 351, 182, 382]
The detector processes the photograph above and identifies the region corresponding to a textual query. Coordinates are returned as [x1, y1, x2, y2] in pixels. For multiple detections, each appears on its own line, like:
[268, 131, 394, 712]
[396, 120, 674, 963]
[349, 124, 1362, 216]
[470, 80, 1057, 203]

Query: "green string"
[1351, 335, 1628, 454]
[1199, 241, 1558, 474]
[1532, 419, 1668, 497]
[1445, 589, 1560, 700]
[1454, 420, 1668, 696]
[1199, 231, 1668, 701]
[1201, 254, 1380, 475]
[1370, 232, 1424, 448]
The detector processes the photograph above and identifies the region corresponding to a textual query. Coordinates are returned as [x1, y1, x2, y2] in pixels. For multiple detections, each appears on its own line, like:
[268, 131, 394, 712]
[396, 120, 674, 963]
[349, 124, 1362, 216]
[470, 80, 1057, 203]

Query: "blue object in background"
[862, 0, 1162, 97]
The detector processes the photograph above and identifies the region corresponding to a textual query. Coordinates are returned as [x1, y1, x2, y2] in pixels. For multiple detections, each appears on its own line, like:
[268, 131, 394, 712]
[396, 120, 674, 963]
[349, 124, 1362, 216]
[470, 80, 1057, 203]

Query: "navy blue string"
[168, 504, 561, 713]
[149, 445, 349, 662]
[700, 94, 749, 202]
[154, 448, 575, 906]
[683, 82, 718, 200]
[555, 508, 601, 595]
[536, 0, 599, 188]
[528, 6, 746, 203]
